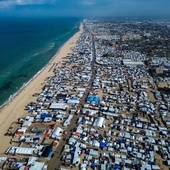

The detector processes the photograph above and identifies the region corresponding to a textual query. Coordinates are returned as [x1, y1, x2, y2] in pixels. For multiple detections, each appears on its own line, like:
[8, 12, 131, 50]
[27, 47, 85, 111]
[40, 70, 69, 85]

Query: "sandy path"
[0, 23, 83, 154]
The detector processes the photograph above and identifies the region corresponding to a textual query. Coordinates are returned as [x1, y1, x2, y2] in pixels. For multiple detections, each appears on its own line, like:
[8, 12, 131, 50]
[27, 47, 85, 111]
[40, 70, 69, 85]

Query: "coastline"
[0, 26, 80, 110]
[0, 22, 83, 154]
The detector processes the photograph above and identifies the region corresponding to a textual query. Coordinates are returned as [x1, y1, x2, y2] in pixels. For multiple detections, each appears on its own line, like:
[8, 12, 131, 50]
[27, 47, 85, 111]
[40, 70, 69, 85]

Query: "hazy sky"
[0, 0, 170, 18]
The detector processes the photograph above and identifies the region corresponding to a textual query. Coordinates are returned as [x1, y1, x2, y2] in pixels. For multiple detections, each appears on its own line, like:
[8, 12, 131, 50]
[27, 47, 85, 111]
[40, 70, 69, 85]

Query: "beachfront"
[0, 19, 170, 170]
[0, 23, 83, 153]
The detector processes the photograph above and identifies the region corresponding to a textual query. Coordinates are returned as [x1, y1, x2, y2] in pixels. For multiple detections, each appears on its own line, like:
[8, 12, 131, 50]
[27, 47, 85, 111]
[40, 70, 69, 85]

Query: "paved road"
[47, 27, 97, 170]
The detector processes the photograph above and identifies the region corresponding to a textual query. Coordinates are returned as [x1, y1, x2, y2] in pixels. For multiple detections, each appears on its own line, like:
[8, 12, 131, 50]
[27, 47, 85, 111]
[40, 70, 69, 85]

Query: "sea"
[0, 17, 81, 107]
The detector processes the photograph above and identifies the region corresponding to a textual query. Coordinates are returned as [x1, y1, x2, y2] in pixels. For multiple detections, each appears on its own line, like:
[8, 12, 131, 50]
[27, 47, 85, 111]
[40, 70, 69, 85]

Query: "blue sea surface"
[0, 17, 80, 106]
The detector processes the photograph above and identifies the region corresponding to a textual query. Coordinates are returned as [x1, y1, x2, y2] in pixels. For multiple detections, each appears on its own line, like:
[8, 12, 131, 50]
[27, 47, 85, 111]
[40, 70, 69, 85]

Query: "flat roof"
[123, 60, 144, 66]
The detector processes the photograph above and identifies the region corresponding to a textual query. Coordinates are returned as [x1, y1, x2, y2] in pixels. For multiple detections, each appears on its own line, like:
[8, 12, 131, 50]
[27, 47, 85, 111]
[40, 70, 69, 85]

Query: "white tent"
[29, 162, 46, 170]
[93, 117, 105, 128]
[67, 99, 79, 104]
[50, 103, 68, 110]
[51, 127, 63, 139]
[7, 147, 34, 155]
[22, 121, 32, 127]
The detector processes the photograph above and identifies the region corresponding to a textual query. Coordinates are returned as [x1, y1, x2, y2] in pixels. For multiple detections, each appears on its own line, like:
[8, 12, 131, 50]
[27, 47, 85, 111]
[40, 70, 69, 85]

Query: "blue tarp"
[46, 97, 52, 100]
[79, 52, 85, 55]
[94, 136, 99, 140]
[118, 138, 124, 143]
[108, 164, 113, 169]
[33, 137, 40, 141]
[35, 132, 40, 136]
[165, 65, 170, 69]
[131, 119, 136, 123]
[85, 149, 90, 155]
[40, 113, 52, 119]
[55, 109, 59, 113]
[71, 97, 78, 100]
[91, 163, 97, 169]
[114, 164, 121, 170]
[86, 96, 100, 103]
[100, 142, 106, 149]
[14, 163, 20, 168]
[29, 109, 34, 113]
[81, 134, 85, 138]
[70, 150, 75, 155]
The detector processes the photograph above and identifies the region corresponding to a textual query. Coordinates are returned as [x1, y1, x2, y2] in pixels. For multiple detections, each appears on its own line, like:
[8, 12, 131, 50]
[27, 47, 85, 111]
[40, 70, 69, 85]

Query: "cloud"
[82, 0, 95, 6]
[0, 0, 56, 8]
[0, 1, 14, 8]
[0, 0, 170, 17]
[16, 0, 48, 5]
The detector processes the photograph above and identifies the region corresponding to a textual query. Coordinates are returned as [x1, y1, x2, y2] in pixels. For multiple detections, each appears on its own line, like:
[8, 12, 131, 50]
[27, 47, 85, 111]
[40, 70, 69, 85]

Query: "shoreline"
[0, 27, 80, 110]
[0, 22, 83, 154]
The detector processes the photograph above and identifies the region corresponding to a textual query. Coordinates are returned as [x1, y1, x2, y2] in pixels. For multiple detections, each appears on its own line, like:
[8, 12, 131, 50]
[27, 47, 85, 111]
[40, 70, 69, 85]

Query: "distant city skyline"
[0, 0, 170, 18]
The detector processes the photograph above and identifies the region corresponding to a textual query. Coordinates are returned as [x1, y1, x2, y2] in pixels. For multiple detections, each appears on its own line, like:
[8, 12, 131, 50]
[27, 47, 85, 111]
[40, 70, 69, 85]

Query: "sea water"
[0, 17, 81, 106]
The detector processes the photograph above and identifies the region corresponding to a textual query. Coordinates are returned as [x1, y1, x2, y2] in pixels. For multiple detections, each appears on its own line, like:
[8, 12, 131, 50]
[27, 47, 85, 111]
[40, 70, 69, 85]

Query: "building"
[123, 59, 145, 67]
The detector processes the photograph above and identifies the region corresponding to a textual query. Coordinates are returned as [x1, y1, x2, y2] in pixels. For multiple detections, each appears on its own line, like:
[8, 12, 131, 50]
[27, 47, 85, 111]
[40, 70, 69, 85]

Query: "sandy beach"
[0, 23, 83, 154]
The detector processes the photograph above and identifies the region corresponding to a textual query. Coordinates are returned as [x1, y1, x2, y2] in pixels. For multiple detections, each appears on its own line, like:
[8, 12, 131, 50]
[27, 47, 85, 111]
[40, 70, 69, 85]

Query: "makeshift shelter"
[123, 59, 144, 67]
[94, 117, 105, 128]
[41, 145, 53, 158]
[6, 147, 34, 155]
[29, 162, 46, 170]
[91, 163, 97, 169]
[56, 94, 67, 100]
[50, 103, 68, 110]
[86, 96, 100, 103]
[51, 127, 63, 139]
